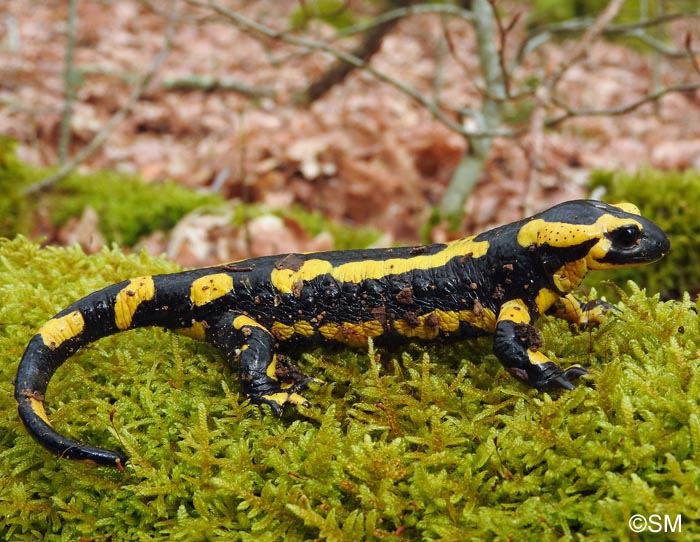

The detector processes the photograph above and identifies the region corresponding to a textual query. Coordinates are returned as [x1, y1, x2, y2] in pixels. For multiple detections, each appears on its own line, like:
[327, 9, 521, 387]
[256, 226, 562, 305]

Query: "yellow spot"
[175, 320, 208, 341]
[286, 393, 309, 406]
[549, 294, 586, 325]
[39, 310, 85, 350]
[535, 288, 561, 315]
[527, 349, 551, 365]
[266, 354, 278, 380]
[612, 202, 640, 215]
[270, 238, 490, 294]
[517, 219, 544, 247]
[497, 299, 531, 325]
[319, 320, 384, 346]
[232, 314, 270, 333]
[319, 322, 340, 341]
[29, 397, 52, 426]
[293, 320, 315, 337]
[394, 318, 434, 340]
[261, 392, 309, 407]
[271, 321, 295, 341]
[459, 307, 497, 332]
[114, 276, 155, 330]
[394, 309, 462, 340]
[261, 392, 288, 407]
[190, 273, 234, 307]
[552, 259, 588, 292]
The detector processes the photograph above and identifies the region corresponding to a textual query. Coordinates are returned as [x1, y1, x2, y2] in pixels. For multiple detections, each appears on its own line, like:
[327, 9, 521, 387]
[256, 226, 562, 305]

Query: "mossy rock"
[1, 237, 698, 540]
[0, 139, 223, 246]
[588, 168, 700, 298]
[229, 203, 382, 251]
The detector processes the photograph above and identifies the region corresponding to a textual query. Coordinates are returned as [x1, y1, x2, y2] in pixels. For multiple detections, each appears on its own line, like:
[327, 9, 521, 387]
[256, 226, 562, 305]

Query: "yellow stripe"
[266, 354, 278, 380]
[394, 309, 454, 340]
[318, 320, 384, 347]
[270, 237, 489, 294]
[114, 276, 155, 330]
[517, 215, 642, 249]
[29, 397, 52, 426]
[233, 314, 269, 333]
[39, 310, 85, 350]
[190, 273, 234, 307]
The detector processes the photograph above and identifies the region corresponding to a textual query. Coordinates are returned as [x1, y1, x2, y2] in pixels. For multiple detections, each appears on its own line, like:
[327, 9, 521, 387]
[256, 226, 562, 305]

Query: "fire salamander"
[15, 200, 669, 469]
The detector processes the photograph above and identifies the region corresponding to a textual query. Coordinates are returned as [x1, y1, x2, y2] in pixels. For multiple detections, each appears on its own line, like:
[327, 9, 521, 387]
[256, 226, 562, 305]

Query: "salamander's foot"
[248, 357, 323, 416]
[524, 362, 589, 391]
[255, 391, 313, 417]
[578, 299, 620, 330]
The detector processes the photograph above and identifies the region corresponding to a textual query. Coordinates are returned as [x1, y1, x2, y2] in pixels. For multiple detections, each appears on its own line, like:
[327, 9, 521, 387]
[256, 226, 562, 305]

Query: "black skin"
[14, 200, 670, 468]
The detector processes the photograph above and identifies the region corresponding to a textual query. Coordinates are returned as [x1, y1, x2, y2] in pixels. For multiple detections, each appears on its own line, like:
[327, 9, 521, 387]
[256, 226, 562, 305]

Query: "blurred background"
[1, 0, 698, 292]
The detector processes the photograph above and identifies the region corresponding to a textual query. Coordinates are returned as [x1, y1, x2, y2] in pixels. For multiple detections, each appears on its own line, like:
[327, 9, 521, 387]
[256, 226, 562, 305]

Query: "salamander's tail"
[14, 276, 159, 469]
[15, 336, 127, 469]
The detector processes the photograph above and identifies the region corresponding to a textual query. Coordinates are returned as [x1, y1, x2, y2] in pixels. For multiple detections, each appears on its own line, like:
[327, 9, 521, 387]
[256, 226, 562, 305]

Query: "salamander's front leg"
[493, 299, 588, 390]
[209, 313, 316, 416]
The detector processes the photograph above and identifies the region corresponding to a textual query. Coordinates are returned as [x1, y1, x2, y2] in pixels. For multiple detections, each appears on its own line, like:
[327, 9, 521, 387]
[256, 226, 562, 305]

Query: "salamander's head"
[517, 200, 670, 272]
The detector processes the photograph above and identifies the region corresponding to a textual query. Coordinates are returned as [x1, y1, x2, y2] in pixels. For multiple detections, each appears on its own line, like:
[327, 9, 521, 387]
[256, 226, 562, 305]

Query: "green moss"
[0, 140, 223, 246]
[588, 168, 699, 298]
[46, 173, 224, 246]
[0, 138, 45, 238]
[526, 0, 689, 27]
[1, 237, 699, 540]
[289, 0, 357, 30]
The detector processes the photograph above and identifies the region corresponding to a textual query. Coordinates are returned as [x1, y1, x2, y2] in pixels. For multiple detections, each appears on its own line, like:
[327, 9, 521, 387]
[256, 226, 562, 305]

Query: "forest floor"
[1, 0, 699, 263]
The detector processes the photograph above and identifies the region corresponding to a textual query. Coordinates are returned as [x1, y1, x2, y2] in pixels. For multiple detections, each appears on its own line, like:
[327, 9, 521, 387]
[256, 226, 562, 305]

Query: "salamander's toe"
[562, 364, 588, 380]
[531, 362, 589, 391]
[255, 389, 318, 416]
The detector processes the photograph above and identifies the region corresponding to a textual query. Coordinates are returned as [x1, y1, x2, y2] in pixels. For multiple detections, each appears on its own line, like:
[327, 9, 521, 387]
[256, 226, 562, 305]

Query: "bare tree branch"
[487, 0, 522, 98]
[22, 2, 179, 196]
[58, 0, 79, 164]
[332, 3, 475, 38]
[520, 10, 700, 60]
[301, 2, 405, 104]
[439, 0, 506, 219]
[544, 0, 626, 89]
[186, 0, 699, 145]
[185, 0, 469, 135]
[686, 32, 700, 77]
[547, 82, 700, 127]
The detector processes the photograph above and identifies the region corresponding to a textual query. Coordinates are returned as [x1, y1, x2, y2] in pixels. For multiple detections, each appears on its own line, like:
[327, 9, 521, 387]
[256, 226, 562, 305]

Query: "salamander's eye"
[607, 224, 641, 248]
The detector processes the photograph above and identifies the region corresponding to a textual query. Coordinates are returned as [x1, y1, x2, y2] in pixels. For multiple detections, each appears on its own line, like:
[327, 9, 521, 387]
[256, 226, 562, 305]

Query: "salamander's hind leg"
[209, 313, 317, 416]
